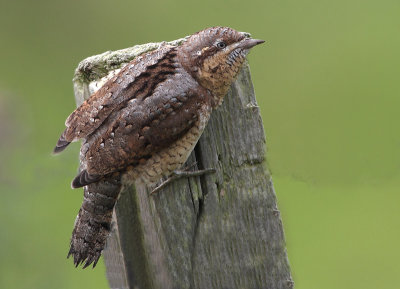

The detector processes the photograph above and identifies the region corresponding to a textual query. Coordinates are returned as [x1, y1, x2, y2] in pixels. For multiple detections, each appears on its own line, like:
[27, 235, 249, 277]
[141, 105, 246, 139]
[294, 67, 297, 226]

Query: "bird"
[53, 26, 264, 268]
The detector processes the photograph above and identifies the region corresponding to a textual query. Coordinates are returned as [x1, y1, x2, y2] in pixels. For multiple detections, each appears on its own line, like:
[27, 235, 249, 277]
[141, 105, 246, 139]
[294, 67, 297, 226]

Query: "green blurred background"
[0, 0, 399, 288]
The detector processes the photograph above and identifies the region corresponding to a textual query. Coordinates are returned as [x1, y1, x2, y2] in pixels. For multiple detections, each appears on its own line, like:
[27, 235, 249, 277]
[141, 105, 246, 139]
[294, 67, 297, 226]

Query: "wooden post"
[73, 38, 293, 289]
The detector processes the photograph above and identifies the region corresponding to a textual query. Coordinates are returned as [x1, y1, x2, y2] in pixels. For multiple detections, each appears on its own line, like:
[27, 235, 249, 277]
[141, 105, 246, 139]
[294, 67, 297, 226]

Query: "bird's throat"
[197, 53, 246, 107]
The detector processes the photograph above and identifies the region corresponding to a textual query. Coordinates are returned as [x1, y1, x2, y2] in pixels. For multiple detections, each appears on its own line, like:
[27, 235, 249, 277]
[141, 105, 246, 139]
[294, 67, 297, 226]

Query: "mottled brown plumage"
[54, 26, 264, 268]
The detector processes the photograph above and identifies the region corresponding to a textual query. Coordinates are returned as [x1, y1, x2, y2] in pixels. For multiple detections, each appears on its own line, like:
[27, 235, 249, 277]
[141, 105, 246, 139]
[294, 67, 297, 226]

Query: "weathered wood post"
[72, 37, 293, 289]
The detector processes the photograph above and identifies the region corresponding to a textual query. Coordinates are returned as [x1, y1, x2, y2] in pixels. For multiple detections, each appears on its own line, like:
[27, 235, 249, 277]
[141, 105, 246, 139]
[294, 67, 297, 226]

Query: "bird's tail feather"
[68, 176, 121, 268]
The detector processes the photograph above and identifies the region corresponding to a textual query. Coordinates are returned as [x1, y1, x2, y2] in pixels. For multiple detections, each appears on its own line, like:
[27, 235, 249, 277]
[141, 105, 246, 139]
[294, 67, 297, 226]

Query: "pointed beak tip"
[250, 39, 265, 47]
[241, 38, 266, 49]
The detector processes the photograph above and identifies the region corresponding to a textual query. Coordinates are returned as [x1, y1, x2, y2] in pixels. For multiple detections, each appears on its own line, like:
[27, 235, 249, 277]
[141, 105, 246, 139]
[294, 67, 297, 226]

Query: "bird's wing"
[71, 64, 212, 188]
[53, 45, 177, 154]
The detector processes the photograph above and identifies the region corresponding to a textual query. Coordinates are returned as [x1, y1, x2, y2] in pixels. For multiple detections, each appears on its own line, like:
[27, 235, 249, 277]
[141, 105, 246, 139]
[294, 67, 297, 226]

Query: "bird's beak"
[239, 38, 265, 49]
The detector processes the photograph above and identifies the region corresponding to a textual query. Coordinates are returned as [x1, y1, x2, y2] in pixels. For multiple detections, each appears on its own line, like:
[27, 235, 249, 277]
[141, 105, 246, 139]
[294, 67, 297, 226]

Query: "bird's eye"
[216, 41, 226, 49]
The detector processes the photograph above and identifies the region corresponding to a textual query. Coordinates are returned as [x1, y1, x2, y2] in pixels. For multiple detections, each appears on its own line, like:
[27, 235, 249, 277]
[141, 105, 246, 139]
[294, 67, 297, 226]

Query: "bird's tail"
[68, 176, 121, 268]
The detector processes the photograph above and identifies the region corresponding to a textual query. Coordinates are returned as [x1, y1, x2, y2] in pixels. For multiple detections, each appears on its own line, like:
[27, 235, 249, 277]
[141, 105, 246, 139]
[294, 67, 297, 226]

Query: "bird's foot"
[150, 164, 215, 195]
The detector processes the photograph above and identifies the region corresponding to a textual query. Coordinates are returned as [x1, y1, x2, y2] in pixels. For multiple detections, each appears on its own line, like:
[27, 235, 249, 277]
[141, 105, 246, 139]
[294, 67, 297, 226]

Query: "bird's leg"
[150, 163, 215, 195]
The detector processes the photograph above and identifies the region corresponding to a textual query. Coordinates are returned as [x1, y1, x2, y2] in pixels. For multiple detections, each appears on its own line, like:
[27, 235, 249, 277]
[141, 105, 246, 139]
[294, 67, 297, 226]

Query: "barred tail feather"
[71, 170, 102, 188]
[68, 177, 121, 268]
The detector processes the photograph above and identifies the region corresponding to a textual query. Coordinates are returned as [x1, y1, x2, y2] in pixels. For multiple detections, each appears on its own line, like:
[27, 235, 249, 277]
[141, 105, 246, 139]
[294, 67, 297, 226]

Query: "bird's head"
[178, 27, 264, 103]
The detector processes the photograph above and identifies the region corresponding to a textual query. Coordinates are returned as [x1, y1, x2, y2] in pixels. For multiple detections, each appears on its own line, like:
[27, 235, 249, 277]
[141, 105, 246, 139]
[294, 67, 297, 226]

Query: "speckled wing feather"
[53, 45, 175, 154]
[72, 55, 212, 188]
